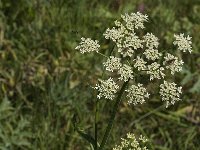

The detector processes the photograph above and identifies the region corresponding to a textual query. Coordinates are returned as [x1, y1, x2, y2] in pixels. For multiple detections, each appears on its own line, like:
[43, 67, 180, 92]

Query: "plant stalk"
[99, 79, 130, 150]
[95, 98, 99, 150]
[95, 44, 115, 150]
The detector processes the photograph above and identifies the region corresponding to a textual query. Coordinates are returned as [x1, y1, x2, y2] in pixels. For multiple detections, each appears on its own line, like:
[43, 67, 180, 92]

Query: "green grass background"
[0, 0, 200, 149]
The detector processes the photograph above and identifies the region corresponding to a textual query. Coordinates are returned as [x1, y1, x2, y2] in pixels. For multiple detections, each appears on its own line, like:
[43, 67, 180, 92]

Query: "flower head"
[117, 32, 143, 57]
[143, 33, 159, 49]
[147, 62, 165, 80]
[126, 83, 150, 105]
[173, 33, 192, 53]
[94, 78, 119, 100]
[121, 12, 148, 30]
[75, 37, 100, 53]
[163, 53, 184, 75]
[118, 64, 134, 82]
[76, 12, 192, 110]
[160, 80, 182, 108]
[134, 56, 147, 71]
[143, 48, 162, 60]
[103, 22, 128, 43]
[113, 133, 148, 150]
[139, 135, 148, 143]
[103, 56, 122, 72]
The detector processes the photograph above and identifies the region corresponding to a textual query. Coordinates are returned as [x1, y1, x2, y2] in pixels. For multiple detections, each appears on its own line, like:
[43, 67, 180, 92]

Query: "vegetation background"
[0, 0, 200, 149]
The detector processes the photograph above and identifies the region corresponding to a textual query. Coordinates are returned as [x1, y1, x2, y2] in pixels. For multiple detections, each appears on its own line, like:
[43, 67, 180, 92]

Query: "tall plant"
[74, 12, 192, 150]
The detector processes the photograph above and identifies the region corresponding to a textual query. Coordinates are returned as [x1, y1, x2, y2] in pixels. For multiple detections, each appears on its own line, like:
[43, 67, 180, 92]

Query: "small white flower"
[118, 47, 135, 57]
[114, 20, 123, 27]
[94, 78, 119, 100]
[139, 135, 148, 143]
[113, 133, 148, 150]
[143, 33, 159, 49]
[117, 32, 143, 57]
[75, 37, 100, 53]
[147, 62, 165, 80]
[103, 56, 122, 72]
[124, 33, 144, 50]
[163, 53, 184, 75]
[121, 12, 148, 31]
[103, 21, 128, 43]
[143, 48, 162, 60]
[126, 83, 150, 105]
[103, 27, 122, 42]
[160, 80, 182, 108]
[133, 56, 147, 71]
[118, 64, 134, 82]
[173, 33, 192, 53]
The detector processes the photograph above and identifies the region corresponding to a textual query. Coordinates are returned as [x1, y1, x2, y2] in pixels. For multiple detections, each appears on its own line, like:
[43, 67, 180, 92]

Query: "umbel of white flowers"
[75, 12, 192, 108]
[113, 132, 148, 150]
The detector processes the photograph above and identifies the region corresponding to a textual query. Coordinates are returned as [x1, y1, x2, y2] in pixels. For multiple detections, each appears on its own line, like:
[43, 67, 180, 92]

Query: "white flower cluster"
[159, 81, 182, 108]
[124, 33, 143, 50]
[104, 13, 146, 57]
[121, 12, 148, 30]
[143, 33, 161, 61]
[118, 64, 134, 82]
[173, 33, 192, 53]
[139, 135, 148, 143]
[104, 21, 127, 43]
[94, 78, 119, 100]
[76, 12, 192, 108]
[163, 53, 184, 75]
[147, 62, 165, 80]
[126, 84, 150, 105]
[103, 56, 122, 72]
[113, 133, 148, 150]
[75, 37, 100, 53]
[143, 33, 159, 49]
[143, 49, 162, 61]
[118, 32, 143, 57]
[134, 56, 147, 71]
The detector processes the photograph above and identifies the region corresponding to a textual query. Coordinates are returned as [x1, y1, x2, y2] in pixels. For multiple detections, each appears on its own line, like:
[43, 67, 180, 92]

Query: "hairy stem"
[99, 79, 130, 150]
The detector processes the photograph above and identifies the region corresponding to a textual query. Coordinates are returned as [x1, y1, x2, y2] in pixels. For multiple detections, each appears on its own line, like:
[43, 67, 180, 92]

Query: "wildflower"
[159, 80, 182, 108]
[143, 33, 159, 49]
[118, 64, 134, 82]
[139, 135, 148, 143]
[118, 47, 135, 57]
[113, 133, 148, 150]
[163, 53, 184, 75]
[94, 78, 119, 100]
[117, 32, 143, 57]
[76, 12, 192, 110]
[126, 83, 150, 105]
[103, 56, 122, 72]
[121, 12, 148, 30]
[143, 48, 162, 60]
[133, 56, 147, 71]
[147, 62, 165, 80]
[117, 33, 143, 57]
[75, 37, 100, 53]
[173, 33, 192, 53]
[124, 33, 144, 50]
[103, 21, 128, 43]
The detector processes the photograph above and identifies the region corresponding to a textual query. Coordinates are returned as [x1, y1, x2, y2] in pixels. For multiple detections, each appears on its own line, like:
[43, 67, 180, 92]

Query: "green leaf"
[72, 114, 99, 149]
[76, 128, 97, 149]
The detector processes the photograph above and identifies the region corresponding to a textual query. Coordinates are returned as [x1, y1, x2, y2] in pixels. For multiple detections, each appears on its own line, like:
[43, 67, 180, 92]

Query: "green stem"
[94, 44, 115, 150]
[97, 52, 109, 58]
[95, 98, 99, 150]
[99, 79, 130, 150]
